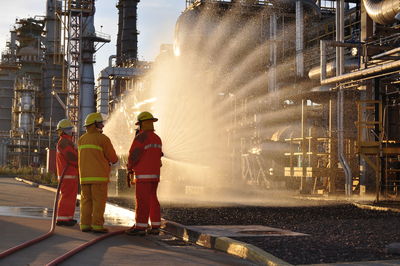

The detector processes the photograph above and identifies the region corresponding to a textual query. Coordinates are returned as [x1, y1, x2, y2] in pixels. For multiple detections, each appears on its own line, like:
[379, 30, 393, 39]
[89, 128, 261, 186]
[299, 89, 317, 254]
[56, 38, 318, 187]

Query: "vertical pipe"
[296, 0, 304, 77]
[268, 13, 277, 94]
[336, 0, 352, 196]
[339, 0, 345, 75]
[80, 14, 96, 129]
[301, 99, 307, 193]
[320, 40, 327, 82]
[335, 1, 340, 76]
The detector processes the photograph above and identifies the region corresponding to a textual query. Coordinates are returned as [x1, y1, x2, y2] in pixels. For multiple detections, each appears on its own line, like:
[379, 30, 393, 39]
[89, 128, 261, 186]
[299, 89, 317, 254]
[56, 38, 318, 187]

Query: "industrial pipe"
[296, 0, 304, 77]
[0, 169, 66, 258]
[310, 58, 359, 80]
[336, 0, 352, 197]
[362, 0, 400, 25]
[80, 14, 96, 130]
[321, 60, 400, 85]
[371, 47, 400, 60]
[337, 89, 353, 196]
[45, 229, 125, 266]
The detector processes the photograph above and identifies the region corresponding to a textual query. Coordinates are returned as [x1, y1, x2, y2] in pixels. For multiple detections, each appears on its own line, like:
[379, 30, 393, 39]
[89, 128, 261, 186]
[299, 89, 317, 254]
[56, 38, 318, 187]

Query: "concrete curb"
[163, 220, 291, 266]
[15, 177, 291, 265]
[353, 202, 400, 213]
[15, 177, 57, 193]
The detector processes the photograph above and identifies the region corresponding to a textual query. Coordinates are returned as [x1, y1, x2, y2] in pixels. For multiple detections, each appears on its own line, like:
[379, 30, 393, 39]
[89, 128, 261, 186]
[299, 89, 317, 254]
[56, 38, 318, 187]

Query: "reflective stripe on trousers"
[57, 216, 73, 221]
[135, 222, 148, 228]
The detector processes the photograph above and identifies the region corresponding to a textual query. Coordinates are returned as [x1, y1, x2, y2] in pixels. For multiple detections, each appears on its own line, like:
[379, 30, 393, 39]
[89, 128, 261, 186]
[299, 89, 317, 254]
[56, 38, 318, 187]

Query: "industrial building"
[1, 0, 400, 202]
[165, 0, 400, 202]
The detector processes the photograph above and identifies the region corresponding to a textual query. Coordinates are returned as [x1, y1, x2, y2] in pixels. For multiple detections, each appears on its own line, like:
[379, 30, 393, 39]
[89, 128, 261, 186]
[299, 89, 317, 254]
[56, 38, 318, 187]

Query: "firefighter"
[126, 111, 163, 236]
[55, 119, 79, 226]
[78, 112, 118, 233]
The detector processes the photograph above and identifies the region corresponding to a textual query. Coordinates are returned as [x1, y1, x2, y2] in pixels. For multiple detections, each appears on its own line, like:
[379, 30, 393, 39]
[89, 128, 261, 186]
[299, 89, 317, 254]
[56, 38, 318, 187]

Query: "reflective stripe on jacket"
[78, 127, 118, 184]
[56, 134, 78, 177]
[128, 130, 162, 183]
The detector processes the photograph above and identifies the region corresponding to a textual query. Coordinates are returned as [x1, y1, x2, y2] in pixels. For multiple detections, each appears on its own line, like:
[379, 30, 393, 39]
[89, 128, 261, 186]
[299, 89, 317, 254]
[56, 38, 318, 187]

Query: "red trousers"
[134, 182, 161, 230]
[57, 177, 78, 221]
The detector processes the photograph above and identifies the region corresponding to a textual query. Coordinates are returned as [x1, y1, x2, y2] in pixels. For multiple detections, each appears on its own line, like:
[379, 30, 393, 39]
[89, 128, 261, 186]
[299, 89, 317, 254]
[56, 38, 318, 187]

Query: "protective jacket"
[56, 133, 78, 222]
[127, 130, 162, 183]
[78, 127, 118, 184]
[56, 134, 78, 177]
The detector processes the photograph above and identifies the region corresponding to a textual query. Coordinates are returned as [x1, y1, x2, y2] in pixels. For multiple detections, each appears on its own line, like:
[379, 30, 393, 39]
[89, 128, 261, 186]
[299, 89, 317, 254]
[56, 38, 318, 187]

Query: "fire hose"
[45, 229, 126, 266]
[0, 166, 67, 258]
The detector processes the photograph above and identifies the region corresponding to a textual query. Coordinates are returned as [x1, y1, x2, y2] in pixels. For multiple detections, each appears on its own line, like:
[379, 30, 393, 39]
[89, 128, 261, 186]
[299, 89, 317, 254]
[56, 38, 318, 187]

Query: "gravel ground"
[108, 196, 400, 265]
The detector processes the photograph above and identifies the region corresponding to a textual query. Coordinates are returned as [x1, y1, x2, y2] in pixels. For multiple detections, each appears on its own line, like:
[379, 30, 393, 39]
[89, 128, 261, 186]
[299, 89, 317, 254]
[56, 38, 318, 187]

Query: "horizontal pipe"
[321, 60, 400, 85]
[362, 0, 400, 25]
[371, 47, 400, 60]
[309, 59, 359, 80]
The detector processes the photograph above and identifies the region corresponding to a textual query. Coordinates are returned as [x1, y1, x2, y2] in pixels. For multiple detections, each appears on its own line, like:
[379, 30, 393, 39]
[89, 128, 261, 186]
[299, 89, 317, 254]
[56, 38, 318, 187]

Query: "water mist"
[103, 6, 317, 206]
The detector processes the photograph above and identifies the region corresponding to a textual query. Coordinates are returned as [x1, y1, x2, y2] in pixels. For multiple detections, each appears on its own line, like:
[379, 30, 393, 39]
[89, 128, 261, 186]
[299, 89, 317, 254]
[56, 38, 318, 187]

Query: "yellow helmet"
[84, 112, 103, 127]
[135, 111, 158, 125]
[56, 119, 73, 131]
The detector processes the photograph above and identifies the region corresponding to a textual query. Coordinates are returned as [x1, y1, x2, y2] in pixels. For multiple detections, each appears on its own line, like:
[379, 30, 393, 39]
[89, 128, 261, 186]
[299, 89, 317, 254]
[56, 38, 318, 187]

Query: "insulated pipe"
[109, 55, 117, 67]
[0, 170, 66, 258]
[310, 58, 359, 80]
[46, 230, 125, 266]
[321, 60, 400, 85]
[362, 0, 400, 25]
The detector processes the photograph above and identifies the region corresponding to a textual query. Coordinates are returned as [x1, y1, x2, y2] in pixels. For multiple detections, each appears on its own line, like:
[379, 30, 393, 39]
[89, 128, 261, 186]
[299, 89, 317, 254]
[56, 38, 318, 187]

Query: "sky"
[0, 0, 186, 75]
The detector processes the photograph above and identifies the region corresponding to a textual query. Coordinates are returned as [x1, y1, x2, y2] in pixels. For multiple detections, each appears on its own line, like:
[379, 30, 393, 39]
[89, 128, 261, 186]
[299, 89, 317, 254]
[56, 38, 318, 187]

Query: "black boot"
[56, 219, 77, 226]
[125, 228, 146, 236]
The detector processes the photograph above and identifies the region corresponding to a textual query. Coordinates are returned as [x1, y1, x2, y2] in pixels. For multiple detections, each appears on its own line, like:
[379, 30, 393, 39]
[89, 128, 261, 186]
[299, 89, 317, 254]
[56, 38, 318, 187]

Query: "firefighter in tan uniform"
[78, 113, 118, 233]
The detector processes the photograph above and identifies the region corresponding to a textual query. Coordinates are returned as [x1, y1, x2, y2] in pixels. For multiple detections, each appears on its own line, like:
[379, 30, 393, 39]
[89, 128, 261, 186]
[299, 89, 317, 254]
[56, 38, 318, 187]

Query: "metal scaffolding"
[58, 0, 94, 131]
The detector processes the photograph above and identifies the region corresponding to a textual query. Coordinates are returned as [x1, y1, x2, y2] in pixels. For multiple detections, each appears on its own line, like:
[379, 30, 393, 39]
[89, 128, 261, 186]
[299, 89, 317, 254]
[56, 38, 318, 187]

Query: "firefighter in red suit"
[126, 111, 163, 236]
[55, 119, 79, 226]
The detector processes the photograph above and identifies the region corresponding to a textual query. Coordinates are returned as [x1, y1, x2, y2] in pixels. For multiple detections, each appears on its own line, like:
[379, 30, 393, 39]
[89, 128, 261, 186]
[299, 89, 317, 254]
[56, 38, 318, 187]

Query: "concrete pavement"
[0, 177, 271, 265]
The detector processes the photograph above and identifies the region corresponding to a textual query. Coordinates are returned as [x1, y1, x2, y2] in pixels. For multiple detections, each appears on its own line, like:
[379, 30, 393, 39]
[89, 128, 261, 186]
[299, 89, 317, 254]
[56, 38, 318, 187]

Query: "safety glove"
[127, 170, 133, 188]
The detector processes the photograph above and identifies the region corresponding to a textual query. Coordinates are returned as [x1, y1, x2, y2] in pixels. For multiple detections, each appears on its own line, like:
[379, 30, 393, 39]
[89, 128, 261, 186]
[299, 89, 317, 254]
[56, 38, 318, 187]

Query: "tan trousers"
[80, 183, 108, 229]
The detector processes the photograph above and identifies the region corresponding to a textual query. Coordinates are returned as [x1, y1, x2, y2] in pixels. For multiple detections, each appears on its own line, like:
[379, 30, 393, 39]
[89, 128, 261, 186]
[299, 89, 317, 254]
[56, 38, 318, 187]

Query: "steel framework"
[58, 0, 94, 131]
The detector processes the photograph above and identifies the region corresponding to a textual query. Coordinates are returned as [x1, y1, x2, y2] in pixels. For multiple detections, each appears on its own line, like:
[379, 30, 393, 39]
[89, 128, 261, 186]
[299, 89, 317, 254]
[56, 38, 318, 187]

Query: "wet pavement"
[3, 176, 400, 265]
[0, 177, 258, 265]
[185, 225, 307, 237]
